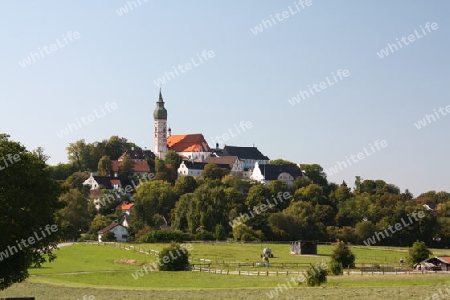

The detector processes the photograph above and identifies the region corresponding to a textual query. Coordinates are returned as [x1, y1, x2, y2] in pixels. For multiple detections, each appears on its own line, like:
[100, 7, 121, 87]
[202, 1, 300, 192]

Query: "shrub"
[329, 260, 343, 275]
[102, 231, 116, 242]
[330, 241, 355, 268]
[139, 230, 191, 243]
[299, 262, 328, 286]
[158, 243, 190, 271]
[213, 224, 227, 241]
[194, 230, 215, 241]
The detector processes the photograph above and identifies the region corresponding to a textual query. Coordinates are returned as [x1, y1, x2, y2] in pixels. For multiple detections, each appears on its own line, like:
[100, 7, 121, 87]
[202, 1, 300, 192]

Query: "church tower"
[154, 89, 168, 159]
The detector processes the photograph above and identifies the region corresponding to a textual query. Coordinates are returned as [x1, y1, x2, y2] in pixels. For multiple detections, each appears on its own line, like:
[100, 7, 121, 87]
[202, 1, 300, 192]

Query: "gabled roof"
[181, 160, 231, 170]
[111, 160, 150, 173]
[255, 164, 303, 180]
[220, 146, 269, 160]
[98, 221, 124, 234]
[167, 134, 211, 153]
[204, 156, 239, 168]
[92, 176, 120, 190]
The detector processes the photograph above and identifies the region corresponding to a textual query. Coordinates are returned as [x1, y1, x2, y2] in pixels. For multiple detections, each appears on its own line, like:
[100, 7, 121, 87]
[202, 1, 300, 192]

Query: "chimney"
[168, 127, 172, 137]
[216, 143, 219, 149]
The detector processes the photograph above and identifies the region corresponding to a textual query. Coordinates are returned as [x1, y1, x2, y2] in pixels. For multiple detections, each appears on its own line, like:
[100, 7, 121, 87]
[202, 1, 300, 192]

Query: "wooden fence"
[84, 241, 447, 276]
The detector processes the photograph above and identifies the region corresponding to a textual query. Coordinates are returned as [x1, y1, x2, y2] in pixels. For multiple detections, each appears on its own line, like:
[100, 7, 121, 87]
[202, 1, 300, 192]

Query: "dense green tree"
[407, 241, 432, 266]
[66, 136, 139, 172]
[292, 176, 313, 190]
[164, 150, 182, 169]
[214, 224, 227, 240]
[48, 163, 77, 181]
[55, 189, 91, 240]
[66, 139, 90, 171]
[330, 241, 355, 268]
[133, 180, 177, 227]
[65, 172, 90, 191]
[0, 134, 62, 290]
[171, 193, 193, 231]
[118, 154, 134, 181]
[232, 223, 262, 241]
[174, 176, 197, 195]
[354, 221, 376, 244]
[222, 174, 251, 194]
[299, 164, 328, 187]
[203, 163, 230, 180]
[97, 155, 112, 176]
[89, 214, 110, 235]
[269, 159, 296, 165]
[294, 184, 327, 205]
[269, 201, 326, 241]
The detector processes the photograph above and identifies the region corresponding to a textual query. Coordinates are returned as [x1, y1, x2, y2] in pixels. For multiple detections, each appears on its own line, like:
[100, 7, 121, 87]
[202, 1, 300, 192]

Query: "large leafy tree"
[0, 134, 62, 290]
[55, 189, 91, 240]
[407, 241, 432, 266]
[118, 154, 134, 181]
[66, 136, 139, 172]
[203, 163, 230, 180]
[269, 159, 296, 165]
[299, 164, 328, 187]
[164, 150, 182, 169]
[97, 155, 112, 176]
[132, 180, 177, 227]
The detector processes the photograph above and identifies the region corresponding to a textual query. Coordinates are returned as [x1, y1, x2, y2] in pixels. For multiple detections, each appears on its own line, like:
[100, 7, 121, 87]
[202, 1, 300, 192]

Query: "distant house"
[167, 133, 211, 162]
[415, 256, 450, 271]
[83, 174, 121, 208]
[177, 160, 231, 178]
[111, 153, 151, 177]
[250, 162, 303, 186]
[213, 145, 270, 171]
[423, 203, 437, 211]
[204, 155, 244, 174]
[83, 174, 121, 190]
[98, 221, 129, 242]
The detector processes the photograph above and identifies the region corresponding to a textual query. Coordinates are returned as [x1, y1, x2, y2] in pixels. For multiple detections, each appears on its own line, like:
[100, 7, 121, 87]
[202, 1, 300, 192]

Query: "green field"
[1, 243, 450, 300]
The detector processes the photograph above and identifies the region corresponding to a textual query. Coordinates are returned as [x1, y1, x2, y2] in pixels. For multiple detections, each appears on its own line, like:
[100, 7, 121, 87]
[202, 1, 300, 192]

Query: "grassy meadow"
[1, 242, 450, 299]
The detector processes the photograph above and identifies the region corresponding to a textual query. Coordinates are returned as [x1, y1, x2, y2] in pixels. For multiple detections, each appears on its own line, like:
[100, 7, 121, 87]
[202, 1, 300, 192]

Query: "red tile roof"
[121, 203, 134, 210]
[167, 134, 210, 152]
[439, 257, 450, 263]
[111, 160, 150, 172]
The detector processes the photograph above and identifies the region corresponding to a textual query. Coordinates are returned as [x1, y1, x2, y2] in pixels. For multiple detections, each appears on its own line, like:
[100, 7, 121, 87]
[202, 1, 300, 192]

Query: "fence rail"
[83, 241, 447, 276]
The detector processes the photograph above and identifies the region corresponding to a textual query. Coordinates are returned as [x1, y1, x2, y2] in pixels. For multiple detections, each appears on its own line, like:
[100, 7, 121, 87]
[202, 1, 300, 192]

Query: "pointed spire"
[158, 87, 164, 103]
[154, 89, 167, 119]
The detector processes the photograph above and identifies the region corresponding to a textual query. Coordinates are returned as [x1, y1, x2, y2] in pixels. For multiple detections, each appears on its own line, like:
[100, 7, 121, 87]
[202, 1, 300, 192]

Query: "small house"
[98, 221, 129, 242]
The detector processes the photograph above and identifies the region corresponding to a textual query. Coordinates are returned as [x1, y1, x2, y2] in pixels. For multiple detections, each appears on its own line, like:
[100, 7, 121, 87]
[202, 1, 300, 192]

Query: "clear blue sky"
[1, 1, 449, 197]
